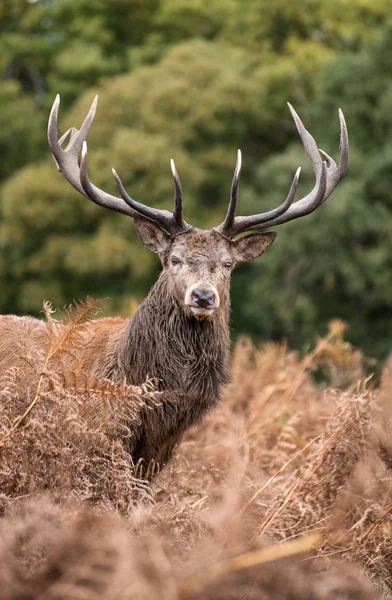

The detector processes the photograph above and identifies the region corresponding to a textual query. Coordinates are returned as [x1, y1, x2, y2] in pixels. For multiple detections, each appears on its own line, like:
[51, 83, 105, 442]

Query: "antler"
[49, 96, 348, 240]
[216, 104, 348, 239]
[48, 94, 192, 236]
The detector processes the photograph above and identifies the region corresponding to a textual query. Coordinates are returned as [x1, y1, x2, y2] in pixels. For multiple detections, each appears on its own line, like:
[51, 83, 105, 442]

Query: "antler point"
[287, 102, 295, 113]
[288, 102, 300, 120]
[236, 149, 242, 171]
[49, 94, 60, 119]
[170, 160, 178, 179]
[338, 108, 347, 129]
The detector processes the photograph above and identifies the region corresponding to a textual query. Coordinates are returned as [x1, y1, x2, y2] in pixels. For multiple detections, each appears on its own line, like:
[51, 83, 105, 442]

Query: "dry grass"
[0, 305, 391, 598]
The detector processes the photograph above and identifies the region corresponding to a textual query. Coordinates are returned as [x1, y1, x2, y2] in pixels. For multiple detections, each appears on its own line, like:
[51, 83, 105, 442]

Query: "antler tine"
[48, 94, 193, 234]
[79, 143, 139, 217]
[241, 159, 328, 232]
[221, 149, 242, 233]
[218, 164, 300, 238]
[48, 95, 99, 198]
[112, 165, 191, 235]
[318, 149, 337, 169]
[217, 149, 243, 236]
[216, 104, 348, 237]
[170, 159, 184, 227]
[112, 167, 175, 227]
[331, 108, 349, 190]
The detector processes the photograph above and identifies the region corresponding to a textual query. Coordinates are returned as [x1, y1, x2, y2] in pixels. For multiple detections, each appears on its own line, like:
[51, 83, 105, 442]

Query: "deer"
[0, 96, 348, 469]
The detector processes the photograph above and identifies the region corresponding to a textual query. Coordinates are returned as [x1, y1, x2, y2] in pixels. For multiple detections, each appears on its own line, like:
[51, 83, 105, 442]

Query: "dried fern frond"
[1, 310, 390, 597]
[0, 364, 176, 511]
[0, 497, 379, 600]
[45, 296, 102, 363]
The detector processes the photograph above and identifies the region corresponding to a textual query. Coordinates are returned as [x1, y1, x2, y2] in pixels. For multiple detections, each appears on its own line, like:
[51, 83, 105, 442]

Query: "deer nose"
[191, 289, 216, 309]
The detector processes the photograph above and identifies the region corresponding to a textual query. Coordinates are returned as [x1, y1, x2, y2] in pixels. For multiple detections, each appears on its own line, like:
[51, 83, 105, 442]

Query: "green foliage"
[1, 1, 392, 362]
[0, 81, 45, 181]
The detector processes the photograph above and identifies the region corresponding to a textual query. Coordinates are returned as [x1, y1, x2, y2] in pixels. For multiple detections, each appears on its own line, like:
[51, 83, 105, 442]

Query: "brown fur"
[0, 228, 275, 469]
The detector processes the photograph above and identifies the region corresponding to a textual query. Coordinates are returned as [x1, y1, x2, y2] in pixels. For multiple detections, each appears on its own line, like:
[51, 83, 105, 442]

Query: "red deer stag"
[0, 96, 348, 468]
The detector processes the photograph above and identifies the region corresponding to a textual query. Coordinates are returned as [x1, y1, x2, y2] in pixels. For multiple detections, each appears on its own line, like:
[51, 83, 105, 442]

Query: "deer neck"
[116, 271, 231, 404]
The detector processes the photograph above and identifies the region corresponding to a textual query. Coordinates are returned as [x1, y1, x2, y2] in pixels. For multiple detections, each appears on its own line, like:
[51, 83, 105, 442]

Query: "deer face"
[134, 220, 276, 319]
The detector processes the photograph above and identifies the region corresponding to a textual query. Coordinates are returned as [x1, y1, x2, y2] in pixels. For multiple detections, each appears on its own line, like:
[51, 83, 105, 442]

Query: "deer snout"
[191, 288, 216, 309]
[185, 283, 220, 317]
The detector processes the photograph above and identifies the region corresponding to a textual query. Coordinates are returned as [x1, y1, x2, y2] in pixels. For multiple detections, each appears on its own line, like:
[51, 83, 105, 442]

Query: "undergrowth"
[0, 302, 391, 598]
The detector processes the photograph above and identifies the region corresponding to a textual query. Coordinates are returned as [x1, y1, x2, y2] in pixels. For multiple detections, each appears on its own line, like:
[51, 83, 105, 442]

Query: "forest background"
[1, 0, 392, 363]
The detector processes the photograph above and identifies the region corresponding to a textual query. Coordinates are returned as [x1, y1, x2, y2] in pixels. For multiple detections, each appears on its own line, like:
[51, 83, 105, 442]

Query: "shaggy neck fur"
[118, 270, 230, 403]
[108, 270, 231, 466]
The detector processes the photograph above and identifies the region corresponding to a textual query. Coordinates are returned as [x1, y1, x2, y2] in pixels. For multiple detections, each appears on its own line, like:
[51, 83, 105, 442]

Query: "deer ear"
[232, 231, 277, 263]
[134, 218, 171, 255]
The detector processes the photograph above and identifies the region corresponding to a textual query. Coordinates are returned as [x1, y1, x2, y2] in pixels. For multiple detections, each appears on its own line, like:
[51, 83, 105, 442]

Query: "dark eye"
[171, 256, 181, 266]
[224, 261, 232, 270]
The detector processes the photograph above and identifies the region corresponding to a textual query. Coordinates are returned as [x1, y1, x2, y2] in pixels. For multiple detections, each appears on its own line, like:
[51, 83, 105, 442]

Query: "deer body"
[0, 97, 348, 471]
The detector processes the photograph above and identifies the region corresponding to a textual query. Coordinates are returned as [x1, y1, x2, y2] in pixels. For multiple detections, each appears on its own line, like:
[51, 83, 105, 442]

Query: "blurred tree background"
[1, 0, 392, 362]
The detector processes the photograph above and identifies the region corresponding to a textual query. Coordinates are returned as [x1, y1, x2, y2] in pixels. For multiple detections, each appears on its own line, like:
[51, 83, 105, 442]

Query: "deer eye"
[171, 256, 181, 266]
[224, 261, 233, 270]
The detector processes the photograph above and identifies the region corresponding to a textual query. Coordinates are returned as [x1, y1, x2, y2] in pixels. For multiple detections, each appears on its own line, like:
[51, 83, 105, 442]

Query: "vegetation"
[0, 304, 390, 598]
[1, 0, 392, 361]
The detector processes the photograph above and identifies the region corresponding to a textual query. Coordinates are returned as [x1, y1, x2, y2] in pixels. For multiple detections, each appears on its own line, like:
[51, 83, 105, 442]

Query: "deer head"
[48, 96, 348, 319]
